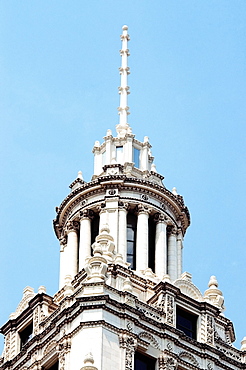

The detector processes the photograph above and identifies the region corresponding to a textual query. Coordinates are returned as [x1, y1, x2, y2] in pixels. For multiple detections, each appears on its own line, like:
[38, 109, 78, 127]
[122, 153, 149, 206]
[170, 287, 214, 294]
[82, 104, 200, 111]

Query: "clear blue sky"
[0, 1, 245, 351]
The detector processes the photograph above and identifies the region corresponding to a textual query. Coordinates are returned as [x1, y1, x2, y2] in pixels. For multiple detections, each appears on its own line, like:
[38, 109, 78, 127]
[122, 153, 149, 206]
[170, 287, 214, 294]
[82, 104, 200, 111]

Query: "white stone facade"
[1, 25, 245, 370]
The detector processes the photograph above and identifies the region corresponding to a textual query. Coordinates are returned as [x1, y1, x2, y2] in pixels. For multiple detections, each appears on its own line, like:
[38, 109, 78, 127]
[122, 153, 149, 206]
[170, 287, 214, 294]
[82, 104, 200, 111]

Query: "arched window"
[127, 212, 137, 269]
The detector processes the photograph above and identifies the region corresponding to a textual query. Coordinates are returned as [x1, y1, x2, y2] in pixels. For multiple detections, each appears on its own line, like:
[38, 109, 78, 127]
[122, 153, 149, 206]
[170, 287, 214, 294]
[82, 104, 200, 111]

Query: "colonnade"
[59, 204, 183, 289]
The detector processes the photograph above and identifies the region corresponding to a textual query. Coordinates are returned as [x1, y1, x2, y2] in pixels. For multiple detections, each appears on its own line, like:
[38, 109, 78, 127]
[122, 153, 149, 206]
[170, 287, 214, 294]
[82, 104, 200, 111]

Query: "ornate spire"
[116, 25, 132, 138]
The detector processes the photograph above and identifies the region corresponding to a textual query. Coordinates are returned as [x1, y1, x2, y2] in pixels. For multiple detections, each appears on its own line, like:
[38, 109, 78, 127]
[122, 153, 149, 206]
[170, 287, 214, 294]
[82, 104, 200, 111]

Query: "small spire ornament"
[116, 25, 132, 138]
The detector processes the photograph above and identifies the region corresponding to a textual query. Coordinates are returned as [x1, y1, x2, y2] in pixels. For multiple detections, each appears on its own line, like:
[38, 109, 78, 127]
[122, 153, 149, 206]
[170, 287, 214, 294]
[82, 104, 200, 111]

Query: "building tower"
[1, 25, 246, 370]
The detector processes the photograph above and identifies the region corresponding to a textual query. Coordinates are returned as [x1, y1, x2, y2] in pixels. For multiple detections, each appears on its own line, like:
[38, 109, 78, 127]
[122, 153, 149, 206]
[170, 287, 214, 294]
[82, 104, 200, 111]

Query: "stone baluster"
[136, 205, 149, 271]
[155, 213, 167, 278]
[79, 209, 93, 270]
[167, 226, 178, 281]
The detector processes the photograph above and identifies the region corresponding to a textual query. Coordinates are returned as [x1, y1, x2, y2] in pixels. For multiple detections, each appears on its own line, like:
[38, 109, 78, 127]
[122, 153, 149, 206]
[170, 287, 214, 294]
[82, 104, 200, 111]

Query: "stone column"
[59, 236, 67, 289]
[65, 221, 79, 280]
[136, 205, 149, 271]
[177, 228, 183, 278]
[79, 210, 93, 270]
[167, 226, 178, 281]
[155, 213, 167, 278]
[118, 202, 128, 261]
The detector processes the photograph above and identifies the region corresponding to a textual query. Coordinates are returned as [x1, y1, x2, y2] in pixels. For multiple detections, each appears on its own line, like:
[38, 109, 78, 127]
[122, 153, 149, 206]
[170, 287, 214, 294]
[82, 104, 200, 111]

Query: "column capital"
[66, 220, 80, 234]
[167, 224, 178, 236]
[118, 201, 128, 210]
[80, 209, 94, 220]
[154, 212, 168, 223]
[137, 204, 150, 215]
[59, 236, 67, 247]
[97, 202, 106, 214]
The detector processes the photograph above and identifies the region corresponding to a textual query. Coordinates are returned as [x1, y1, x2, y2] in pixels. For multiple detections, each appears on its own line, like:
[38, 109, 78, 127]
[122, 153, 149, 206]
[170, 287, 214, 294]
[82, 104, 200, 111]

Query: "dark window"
[91, 213, 100, 245]
[176, 307, 197, 339]
[134, 352, 156, 370]
[127, 212, 137, 269]
[19, 322, 33, 349]
[148, 217, 156, 272]
[47, 361, 59, 370]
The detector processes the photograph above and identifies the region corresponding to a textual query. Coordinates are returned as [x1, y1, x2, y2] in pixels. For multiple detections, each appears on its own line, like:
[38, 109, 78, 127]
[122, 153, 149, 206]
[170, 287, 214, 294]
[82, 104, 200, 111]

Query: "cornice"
[53, 175, 190, 238]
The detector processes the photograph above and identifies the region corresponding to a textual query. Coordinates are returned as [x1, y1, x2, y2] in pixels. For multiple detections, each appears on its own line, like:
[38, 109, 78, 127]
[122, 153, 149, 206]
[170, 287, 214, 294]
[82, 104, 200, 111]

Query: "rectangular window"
[176, 307, 197, 339]
[19, 321, 33, 349]
[116, 146, 124, 164]
[133, 147, 140, 168]
[134, 352, 156, 370]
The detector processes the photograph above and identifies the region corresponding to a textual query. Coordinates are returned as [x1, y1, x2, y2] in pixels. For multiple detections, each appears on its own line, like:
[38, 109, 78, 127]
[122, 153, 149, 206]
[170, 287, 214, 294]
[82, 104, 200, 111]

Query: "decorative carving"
[158, 353, 177, 370]
[207, 315, 214, 345]
[136, 302, 163, 322]
[12, 286, 35, 319]
[81, 352, 98, 370]
[154, 212, 167, 223]
[155, 293, 165, 310]
[166, 295, 174, 326]
[33, 307, 39, 336]
[207, 362, 214, 370]
[204, 276, 225, 312]
[138, 332, 160, 349]
[173, 278, 203, 301]
[141, 194, 149, 201]
[80, 209, 94, 220]
[66, 220, 79, 233]
[4, 332, 11, 361]
[167, 342, 173, 352]
[118, 201, 128, 210]
[43, 340, 57, 356]
[179, 351, 200, 367]
[108, 189, 116, 195]
[137, 204, 150, 215]
[118, 334, 137, 370]
[126, 321, 133, 332]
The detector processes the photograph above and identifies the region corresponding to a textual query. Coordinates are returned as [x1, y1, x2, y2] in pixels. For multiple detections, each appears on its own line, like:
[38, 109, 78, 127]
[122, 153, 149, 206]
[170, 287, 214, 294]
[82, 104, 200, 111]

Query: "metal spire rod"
[116, 25, 131, 137]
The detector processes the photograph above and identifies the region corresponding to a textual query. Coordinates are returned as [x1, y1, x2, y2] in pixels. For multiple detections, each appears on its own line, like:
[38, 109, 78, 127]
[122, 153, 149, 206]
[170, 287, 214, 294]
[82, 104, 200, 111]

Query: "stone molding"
[53, 175, 190, 239]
